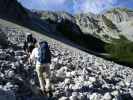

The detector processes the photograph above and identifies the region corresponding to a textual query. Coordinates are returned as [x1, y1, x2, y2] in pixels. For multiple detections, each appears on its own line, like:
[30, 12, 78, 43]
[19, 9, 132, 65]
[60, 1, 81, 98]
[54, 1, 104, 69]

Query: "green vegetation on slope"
[105, 35, 133, 65]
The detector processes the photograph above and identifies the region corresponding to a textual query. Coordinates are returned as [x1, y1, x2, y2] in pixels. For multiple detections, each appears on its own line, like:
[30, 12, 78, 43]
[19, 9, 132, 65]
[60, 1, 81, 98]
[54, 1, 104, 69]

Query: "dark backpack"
[37, 41, 51, 64]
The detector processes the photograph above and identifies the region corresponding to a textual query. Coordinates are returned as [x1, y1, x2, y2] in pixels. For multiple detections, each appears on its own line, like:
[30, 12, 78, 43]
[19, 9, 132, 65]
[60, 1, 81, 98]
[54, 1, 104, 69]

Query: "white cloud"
[73, 0, 118, 13]
[45, 0, 66, 5]
[18, 0, 118, 14]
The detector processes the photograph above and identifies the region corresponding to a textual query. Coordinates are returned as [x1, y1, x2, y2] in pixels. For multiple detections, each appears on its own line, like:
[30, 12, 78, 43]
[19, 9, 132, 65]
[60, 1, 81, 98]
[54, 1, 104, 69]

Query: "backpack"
[37, 41, 51, 64]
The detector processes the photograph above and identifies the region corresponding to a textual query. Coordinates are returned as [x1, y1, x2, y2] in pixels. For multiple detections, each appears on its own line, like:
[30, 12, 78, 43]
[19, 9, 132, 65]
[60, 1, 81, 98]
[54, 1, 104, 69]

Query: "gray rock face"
[75, 13, 101, 34]
[75, 13, 121, 41]
[33, 8, 133, 41]
[105, 8, 133, 24]
[75, 8, 133, 41]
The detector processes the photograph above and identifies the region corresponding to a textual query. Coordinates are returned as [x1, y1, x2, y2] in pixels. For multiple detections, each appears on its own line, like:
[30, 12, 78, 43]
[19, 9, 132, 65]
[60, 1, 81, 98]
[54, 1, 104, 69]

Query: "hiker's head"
[26, 33, 33, 41]
[38, 41, 48, 47]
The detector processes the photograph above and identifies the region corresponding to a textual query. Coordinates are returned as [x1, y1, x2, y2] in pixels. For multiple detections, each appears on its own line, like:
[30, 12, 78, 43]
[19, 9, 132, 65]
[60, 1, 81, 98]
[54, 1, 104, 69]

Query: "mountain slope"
[0, 17, 133, 100]
[0, 0, 29, 25]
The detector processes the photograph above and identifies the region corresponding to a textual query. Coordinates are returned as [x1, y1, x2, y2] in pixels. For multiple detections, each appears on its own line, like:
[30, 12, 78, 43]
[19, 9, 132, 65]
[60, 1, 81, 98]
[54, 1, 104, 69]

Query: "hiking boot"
[46, 91, 53, 97]
[42, 90, 47, 96]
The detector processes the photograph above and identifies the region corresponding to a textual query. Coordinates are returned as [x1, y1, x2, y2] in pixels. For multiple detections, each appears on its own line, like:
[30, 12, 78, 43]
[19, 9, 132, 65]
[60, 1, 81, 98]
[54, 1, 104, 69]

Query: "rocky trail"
[0, 19, 133, 100]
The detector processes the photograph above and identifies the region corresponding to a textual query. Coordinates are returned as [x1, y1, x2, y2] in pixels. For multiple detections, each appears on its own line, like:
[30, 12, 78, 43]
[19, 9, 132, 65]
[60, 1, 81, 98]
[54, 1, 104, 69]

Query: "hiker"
[29, 41, 52, 96]
[23, 33, 37, 54]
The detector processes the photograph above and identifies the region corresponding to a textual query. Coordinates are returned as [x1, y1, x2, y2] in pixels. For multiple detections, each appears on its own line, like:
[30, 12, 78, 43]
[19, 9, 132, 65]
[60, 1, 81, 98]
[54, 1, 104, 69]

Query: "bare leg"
[36, 65, 46, 93]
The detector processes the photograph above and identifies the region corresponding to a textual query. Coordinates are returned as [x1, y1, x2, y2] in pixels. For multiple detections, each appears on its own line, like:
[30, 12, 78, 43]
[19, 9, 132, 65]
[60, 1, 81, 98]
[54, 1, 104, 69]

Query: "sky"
[18, 0, 133, 14]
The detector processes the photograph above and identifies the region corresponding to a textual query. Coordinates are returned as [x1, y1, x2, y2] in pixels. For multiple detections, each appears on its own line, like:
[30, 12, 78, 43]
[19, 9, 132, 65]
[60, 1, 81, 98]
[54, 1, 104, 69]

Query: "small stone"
[129, 89, 133, 97]
[102, 92, 112, 100]
[111, 91, 119, 97]
[89, 77, 96, 83]
[71, 71, 77, 77]
[10, 63, 16, 69]
[52, 58, 58, 62]
[72, 92, 79, 97]
[50, 63, 55, 70]
[69, 95, 78, 100]
[15, 51, 24, 56]
[66, 72, 71, 78]
[125, 81, 131, 87]
[59, 97, 69, 100]
[78, 94, 86, 100]
[56, 69, 66, 78]
[0, 73, 4, 78]
[90, 93, 102, 100]
[64, 78, 71, 85]
[8, 70, 15, 78]
[3, 82, 13, 91]
[118, 81, 125, 87]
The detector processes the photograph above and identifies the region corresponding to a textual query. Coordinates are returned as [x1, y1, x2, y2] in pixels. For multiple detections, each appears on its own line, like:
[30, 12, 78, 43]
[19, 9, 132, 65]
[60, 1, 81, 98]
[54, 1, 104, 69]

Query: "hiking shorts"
[36, 64, 51, 91]
[36, 64, 50, 79]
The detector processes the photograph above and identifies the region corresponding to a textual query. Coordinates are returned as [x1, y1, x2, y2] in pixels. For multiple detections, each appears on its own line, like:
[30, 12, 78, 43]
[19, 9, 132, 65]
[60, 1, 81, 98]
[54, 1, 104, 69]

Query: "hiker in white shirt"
[29, 41, 52, 96]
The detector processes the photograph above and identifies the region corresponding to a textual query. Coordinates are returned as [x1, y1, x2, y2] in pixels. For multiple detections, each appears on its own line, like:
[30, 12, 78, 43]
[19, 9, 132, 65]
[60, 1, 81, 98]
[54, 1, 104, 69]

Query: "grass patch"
[105, 35, 133, 65]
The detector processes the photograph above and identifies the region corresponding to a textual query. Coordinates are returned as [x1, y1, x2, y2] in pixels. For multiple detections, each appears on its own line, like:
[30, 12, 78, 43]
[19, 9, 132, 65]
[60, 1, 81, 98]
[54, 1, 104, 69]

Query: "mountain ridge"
[0, 0, 30, 25]
[32, 7, 133, 41]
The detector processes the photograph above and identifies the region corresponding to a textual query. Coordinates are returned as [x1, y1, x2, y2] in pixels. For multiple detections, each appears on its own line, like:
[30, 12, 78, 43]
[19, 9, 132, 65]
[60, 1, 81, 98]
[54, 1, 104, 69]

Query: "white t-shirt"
[30, 47, 41, 65]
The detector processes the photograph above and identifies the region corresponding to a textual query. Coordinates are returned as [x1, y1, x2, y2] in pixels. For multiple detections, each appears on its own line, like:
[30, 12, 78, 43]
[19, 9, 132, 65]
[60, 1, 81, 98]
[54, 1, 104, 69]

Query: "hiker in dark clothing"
[23, 33, 37, 54]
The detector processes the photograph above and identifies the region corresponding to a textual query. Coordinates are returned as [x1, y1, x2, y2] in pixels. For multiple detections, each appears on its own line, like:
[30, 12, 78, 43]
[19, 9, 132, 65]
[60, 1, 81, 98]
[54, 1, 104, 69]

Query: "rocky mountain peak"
[33, 10, 75, 23]
[105, 8, 133, 24]
[75, 13, 100, 35]
[32, 8, 133, 42]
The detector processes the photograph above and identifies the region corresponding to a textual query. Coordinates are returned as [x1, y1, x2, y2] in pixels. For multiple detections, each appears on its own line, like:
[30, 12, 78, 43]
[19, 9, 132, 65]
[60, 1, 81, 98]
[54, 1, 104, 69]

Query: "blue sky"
[18, 0, 133, 14]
